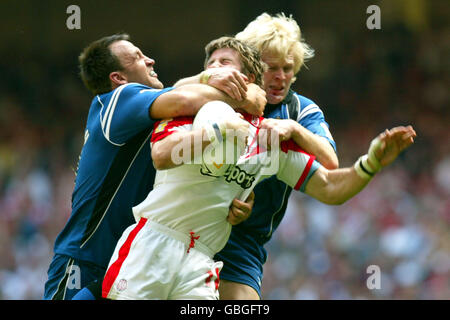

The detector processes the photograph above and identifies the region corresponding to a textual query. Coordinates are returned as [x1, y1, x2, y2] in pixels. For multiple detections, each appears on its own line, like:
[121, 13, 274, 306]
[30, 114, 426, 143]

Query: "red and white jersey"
[132, 114, 319, 255]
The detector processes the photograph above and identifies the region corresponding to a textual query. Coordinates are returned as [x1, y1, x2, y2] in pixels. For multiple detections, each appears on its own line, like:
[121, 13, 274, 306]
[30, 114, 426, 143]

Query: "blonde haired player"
[214, 12, 341, 299]
[236, 12, 314, 84]
[101, 37, 416, 300]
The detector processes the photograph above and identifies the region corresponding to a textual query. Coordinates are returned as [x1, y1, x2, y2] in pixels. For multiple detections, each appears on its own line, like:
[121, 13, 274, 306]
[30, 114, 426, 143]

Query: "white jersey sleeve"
[276, 140, 320, 192]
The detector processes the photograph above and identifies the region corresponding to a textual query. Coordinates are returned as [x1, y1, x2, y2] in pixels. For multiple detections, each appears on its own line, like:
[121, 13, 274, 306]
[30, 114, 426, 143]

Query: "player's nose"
[273, 69, 286, 80]
[144, 56, 155, 66]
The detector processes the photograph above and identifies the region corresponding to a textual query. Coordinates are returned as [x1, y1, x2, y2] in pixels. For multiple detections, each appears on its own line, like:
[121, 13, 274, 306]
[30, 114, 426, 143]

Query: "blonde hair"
[236, 12, 314, 83]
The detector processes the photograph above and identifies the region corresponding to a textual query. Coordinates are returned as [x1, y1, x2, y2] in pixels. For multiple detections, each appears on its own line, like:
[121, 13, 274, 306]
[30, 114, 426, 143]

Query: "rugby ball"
[193, 101, 244, 177]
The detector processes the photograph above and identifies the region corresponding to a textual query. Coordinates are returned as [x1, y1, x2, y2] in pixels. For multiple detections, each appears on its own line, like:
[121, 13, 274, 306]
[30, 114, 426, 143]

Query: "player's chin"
[267, 95, 284, 105]
[148, 77, 164, 89]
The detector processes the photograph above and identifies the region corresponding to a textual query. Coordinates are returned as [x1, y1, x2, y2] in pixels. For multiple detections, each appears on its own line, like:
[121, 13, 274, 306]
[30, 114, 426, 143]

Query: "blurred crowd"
[0, 4, 448, 299]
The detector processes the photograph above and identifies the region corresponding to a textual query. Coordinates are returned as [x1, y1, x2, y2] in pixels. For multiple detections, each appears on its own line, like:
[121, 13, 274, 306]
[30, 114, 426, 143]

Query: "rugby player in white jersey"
[101, 37, 416, 300]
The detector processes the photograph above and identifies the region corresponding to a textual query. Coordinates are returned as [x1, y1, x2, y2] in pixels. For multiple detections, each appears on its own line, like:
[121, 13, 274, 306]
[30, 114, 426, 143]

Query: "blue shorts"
[214, 227, 267, 298]
[44, 254, 106, 300]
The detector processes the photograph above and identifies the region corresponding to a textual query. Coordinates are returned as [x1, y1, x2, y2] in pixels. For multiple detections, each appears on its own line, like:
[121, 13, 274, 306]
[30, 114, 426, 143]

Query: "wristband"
[199, 71, 211, 84]
[354, 155, 374, 180]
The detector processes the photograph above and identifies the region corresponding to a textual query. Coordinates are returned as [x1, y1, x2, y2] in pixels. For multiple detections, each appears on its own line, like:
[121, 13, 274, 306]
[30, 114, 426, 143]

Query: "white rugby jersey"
[132, 113, 320, 255]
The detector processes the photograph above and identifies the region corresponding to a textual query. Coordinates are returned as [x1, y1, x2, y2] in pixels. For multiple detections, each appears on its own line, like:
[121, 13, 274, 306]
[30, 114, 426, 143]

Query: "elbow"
[318, 187, 349, 206]
[323, 156, 339, 170]
[152, 159, 167, 171]
[152, 157, 166, 171]
[327, 160, 339, 170]
[327, 197, 348, 206]
[320, 196, 348, 206]
[151, 147, 171, 170]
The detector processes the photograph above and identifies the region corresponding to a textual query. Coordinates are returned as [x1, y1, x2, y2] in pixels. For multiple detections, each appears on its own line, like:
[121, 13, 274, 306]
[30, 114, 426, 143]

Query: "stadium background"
[0, 0, 448, 299]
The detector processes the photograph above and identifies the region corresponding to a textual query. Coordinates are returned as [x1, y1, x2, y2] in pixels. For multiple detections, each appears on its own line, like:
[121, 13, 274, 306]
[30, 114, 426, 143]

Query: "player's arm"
[261, 118, 338, 170]
[151, 115, 254, 226]
[150, 83, 266, 119]
[151, 128, 209, 170]
[304, 126, 416, 204]
[151, 115, 249, 170]
[288, 121, 338, 169]
[174, 67, 249, 102]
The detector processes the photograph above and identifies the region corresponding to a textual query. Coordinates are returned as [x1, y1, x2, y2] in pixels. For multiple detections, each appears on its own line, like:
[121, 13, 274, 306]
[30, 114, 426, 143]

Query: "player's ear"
[247, 73, 256, 84]
[110, 71, 127, 87]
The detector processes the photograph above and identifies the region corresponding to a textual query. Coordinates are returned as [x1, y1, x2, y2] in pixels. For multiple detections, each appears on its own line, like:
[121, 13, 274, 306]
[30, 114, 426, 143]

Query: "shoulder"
[291, 92, 317, 109]
[152, 116, 194, 142]
[118, 83, 174, 97]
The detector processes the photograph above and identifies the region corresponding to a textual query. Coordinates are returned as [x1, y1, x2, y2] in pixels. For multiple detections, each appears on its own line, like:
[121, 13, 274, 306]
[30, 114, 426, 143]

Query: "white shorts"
[102, 218, 223, 300]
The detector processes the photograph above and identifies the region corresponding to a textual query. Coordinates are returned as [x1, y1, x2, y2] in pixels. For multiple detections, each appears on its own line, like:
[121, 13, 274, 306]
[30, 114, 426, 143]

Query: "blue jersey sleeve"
[295, 94, 337, 152]
[100, 83, 174, 145]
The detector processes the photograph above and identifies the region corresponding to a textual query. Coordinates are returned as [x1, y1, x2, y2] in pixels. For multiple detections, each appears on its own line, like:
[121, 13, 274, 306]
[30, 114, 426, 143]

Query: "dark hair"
[78, 33, 130, 95]
[204, 36, 266, 87]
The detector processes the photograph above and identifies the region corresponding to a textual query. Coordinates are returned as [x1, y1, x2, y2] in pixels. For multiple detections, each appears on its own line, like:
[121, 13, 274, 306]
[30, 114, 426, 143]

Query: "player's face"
[110, 40, 163, 89]
[205, 48, 242, 71]
[261, 52, 295, 105]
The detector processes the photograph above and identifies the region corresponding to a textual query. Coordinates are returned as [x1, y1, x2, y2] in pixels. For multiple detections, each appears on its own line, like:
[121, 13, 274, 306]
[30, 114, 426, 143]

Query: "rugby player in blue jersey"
[43, 33, 266, 300]
[178, 12, 340, 299]
[216, 12, 339, 300]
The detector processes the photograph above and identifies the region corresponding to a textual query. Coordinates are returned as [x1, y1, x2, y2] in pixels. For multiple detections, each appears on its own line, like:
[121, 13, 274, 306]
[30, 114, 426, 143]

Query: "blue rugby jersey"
[53, 83, 173, 268]
[215, 89, 337, 288]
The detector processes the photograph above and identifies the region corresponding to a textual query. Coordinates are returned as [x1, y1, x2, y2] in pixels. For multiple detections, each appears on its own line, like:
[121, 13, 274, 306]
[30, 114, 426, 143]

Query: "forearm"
[173, 74, 201, 88]
[150, 84, 242, 119]
[152, 129, 211, 170]
[290, 123, 338, 169]
[304, 125, 416, 206]
[304, 166, 369, 205]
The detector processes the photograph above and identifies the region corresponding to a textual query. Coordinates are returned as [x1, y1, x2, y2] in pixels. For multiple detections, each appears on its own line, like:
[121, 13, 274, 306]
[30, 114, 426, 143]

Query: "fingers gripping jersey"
[133, 114, 319, 255]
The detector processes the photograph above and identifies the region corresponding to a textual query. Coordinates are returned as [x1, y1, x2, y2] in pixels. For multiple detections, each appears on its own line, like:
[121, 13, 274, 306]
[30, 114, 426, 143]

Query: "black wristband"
[359, 159, 374, 177]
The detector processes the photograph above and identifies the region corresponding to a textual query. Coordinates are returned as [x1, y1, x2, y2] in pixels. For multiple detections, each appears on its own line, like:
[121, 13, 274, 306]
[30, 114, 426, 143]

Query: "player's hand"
[204, 67, 249, 101]
[220, 113, 250, 150]
[239, 83, 266, 117]
[260, 118, 296, 148]
[227, 191, 255, 225]
[221, 113, 250, 135]
[368, 125, 416, 171]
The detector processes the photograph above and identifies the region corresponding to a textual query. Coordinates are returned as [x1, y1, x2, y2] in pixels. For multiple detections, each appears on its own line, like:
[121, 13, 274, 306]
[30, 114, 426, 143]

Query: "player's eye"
[136, 51, 145, 60]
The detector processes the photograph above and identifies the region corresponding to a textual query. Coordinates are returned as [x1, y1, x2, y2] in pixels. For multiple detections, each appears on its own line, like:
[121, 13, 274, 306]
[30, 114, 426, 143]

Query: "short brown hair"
[78, 33, 130, 95]
[204, 36, 266, 87]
